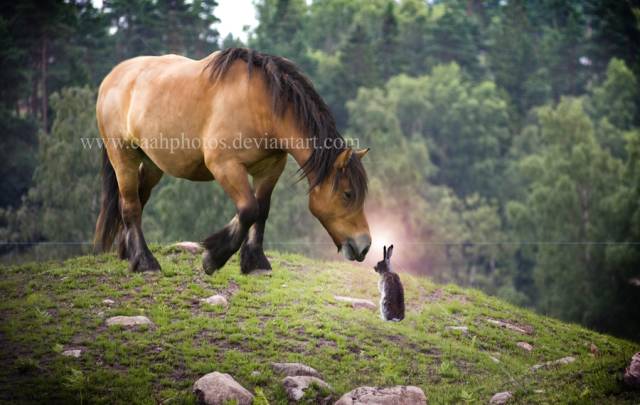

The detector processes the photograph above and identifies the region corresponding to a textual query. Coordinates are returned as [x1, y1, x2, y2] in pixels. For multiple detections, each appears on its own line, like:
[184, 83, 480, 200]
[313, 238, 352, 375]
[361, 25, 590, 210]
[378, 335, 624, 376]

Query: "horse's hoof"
[202, 250, 224, 275]
[240, 245, 271, 274]
[129, 253, 161, 272]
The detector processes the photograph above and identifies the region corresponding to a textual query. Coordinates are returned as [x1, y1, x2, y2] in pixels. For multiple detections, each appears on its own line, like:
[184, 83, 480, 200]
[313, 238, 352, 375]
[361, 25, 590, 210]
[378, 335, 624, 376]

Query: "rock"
[249, 269, 272, 276]
[335, 386, 427, 405]
[172, 241, 204, 254]
[62, 349, 82, 358]
[489, 356, 500, 364]
[516, 342, 533, 352]
[272, 362, 322, 378]
[589, 343, 599, 355]
[200, 295, 228, 307]
[531, 356, 576, 371]
[193, 372, 254, 405]
[251, 370, 261, 377]
[445, 326, 469, 333]
[334, 295, 376, 310]
[283, 376, 331, 402]
[485, 318, 533, 335]
[102, 299, 115, 305]
[624, 352, 640, 388]
[490, 391, 513, 404]
[105, 315, 153, 327]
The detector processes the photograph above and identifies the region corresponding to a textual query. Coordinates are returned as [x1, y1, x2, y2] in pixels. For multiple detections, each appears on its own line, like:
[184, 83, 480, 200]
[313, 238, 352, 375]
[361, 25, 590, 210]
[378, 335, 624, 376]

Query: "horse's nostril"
[361, 245, 370, 258]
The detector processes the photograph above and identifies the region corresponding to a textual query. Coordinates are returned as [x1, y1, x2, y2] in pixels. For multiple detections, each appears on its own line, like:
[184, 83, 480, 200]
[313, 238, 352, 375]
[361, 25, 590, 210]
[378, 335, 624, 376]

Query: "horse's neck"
[276, 117, 317, 186]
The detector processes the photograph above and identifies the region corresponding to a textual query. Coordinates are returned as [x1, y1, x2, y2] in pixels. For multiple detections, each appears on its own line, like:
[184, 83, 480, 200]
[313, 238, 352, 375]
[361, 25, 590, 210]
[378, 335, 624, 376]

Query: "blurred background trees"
[1, 0, 639, 340]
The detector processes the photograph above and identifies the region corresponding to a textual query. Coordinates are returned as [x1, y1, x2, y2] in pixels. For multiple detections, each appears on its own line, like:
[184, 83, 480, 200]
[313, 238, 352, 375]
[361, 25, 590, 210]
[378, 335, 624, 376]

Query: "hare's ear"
[383, 245, 387, 259]
[386, 245, 394, 260]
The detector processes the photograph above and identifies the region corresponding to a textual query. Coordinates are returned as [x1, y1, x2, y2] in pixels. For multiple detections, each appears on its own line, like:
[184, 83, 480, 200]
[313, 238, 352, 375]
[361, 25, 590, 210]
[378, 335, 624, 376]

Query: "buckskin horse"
[94, 48, 371, 274]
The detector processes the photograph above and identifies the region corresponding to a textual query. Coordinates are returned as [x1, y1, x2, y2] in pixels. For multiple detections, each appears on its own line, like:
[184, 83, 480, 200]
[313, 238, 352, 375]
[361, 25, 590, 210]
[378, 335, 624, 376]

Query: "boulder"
[193, 372, 253, 405]
[334, 296, 376, 310]
[283, 376, 331, 402]
[105, 315, 153, 327]
[624, 352, 640, 388]
[490, 391, 513, 404]
[272, 362, 321, 378]
[200, 295, 228, 307]
[335, 386, 427, 405]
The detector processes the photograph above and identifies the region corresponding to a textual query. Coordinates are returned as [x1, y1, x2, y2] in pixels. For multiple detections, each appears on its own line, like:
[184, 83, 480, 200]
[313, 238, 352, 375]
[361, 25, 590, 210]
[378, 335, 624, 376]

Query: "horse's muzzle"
[342, 234, 371, 262]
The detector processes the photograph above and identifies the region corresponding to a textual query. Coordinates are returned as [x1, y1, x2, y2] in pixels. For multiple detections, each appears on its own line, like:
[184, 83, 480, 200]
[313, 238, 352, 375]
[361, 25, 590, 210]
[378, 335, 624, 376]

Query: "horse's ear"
[355, 148, 369, 160]
[386, 245, 394, 260]
[334, 148, 353, 170]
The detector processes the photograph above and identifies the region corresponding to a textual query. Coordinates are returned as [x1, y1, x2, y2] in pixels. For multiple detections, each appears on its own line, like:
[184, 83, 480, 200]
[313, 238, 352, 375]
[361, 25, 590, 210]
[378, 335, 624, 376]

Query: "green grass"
[0, 247, 638, 404]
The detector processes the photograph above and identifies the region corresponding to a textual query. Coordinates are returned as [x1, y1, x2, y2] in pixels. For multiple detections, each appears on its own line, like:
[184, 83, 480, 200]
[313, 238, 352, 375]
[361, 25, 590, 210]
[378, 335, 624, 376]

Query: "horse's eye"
[343, 191, 353, 200]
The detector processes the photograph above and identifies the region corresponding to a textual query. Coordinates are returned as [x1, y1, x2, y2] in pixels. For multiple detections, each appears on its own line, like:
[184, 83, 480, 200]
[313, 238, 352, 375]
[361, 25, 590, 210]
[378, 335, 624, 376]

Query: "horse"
[94, 48, 371, 274]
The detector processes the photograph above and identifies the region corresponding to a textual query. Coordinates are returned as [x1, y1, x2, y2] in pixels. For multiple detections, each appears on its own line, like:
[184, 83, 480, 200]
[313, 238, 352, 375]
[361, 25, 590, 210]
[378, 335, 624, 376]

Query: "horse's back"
[96, 55, 209, 144]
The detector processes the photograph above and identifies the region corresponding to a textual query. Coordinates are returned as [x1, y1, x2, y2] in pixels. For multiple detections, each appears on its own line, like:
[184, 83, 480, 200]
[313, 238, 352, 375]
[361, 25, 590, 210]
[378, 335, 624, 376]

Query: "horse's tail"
[94, 149, 121, 252]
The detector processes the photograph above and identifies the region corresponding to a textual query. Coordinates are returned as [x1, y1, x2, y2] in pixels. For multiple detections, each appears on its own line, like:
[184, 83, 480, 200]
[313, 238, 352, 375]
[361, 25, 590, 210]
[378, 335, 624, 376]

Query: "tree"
[0, 87, 101, 258]
[377, 2, 399, 81]
[252, 0, 310, 69]
[428, 3, 484, 79]
[506, 97, 639, 336]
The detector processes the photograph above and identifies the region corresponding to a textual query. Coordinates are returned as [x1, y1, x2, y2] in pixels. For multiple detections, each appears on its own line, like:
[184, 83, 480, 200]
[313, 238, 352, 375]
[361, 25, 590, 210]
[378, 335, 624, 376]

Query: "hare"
[374, 245, 405, 321]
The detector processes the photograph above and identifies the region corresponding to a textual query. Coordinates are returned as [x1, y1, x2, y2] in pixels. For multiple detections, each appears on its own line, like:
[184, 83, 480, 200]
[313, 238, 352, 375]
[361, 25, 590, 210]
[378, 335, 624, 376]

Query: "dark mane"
[204, 47, 367, 206]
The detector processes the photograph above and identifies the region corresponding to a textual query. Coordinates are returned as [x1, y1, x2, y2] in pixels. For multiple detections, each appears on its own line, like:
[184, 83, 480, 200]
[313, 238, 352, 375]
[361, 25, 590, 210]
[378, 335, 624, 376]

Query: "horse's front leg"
[240, 155, 286, 274]
[202, 161, 259, 274]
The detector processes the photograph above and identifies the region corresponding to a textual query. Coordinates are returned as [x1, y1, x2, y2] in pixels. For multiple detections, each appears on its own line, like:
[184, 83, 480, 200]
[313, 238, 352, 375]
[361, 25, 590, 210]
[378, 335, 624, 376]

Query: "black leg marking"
[124, 227, 160, 272]
[202, 217, 244, 274]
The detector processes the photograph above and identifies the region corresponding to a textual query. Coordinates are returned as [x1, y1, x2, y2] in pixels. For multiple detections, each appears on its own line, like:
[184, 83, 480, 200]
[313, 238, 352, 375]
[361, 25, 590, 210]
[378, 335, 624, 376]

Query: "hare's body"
[378, 272, 405, 321]
[374, 245, 405, 321]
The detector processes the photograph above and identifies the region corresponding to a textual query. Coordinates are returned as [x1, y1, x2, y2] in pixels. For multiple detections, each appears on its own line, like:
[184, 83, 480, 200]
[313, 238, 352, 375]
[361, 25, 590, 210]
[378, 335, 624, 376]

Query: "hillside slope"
[0, 247, 638, 404]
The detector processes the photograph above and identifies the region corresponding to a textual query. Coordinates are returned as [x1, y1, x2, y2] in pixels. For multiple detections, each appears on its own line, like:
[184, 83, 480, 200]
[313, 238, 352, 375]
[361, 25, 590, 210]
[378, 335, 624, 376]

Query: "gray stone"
[201, 295, 228, 307]
[334, 296, 376, 310]
[172, 241, 204, 254]
[531, 356, 575, 371]
[105, 315, 153, 327]
[516, 342, 533, 352]
[624, 352, 640, 388]
[283, 376, 331, 402]
[335, 386, 427, 405]
[490, 391, 513, 404]
[193, 372, 253, 405]
[62, 349, 82, 358]
[445, 326, 469, 333]
[485, 318, 533, 335]
[102, 299, 115, 305]
[272, 362, 322, 378]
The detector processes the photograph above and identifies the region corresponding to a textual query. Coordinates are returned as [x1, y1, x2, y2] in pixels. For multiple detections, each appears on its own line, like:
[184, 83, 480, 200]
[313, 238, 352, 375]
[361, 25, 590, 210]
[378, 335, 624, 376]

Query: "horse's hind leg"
[117, 158, 163, 260]
[240, 155, 286, 274]
[111, 151, 161, 272]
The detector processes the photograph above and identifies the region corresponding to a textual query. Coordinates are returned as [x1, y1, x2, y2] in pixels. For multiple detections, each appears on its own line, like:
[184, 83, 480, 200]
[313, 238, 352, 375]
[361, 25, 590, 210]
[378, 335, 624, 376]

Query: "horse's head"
[308, 148, 371, 261]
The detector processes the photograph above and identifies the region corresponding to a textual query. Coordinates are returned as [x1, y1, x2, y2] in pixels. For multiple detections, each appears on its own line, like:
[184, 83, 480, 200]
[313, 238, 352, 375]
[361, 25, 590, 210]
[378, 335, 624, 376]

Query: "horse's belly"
[142, 146, 213, 181]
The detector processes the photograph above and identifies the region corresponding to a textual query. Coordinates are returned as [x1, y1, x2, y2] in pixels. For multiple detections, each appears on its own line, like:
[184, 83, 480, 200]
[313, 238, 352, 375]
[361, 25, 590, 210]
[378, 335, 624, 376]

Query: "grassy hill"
[0, 247, 638, 404]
